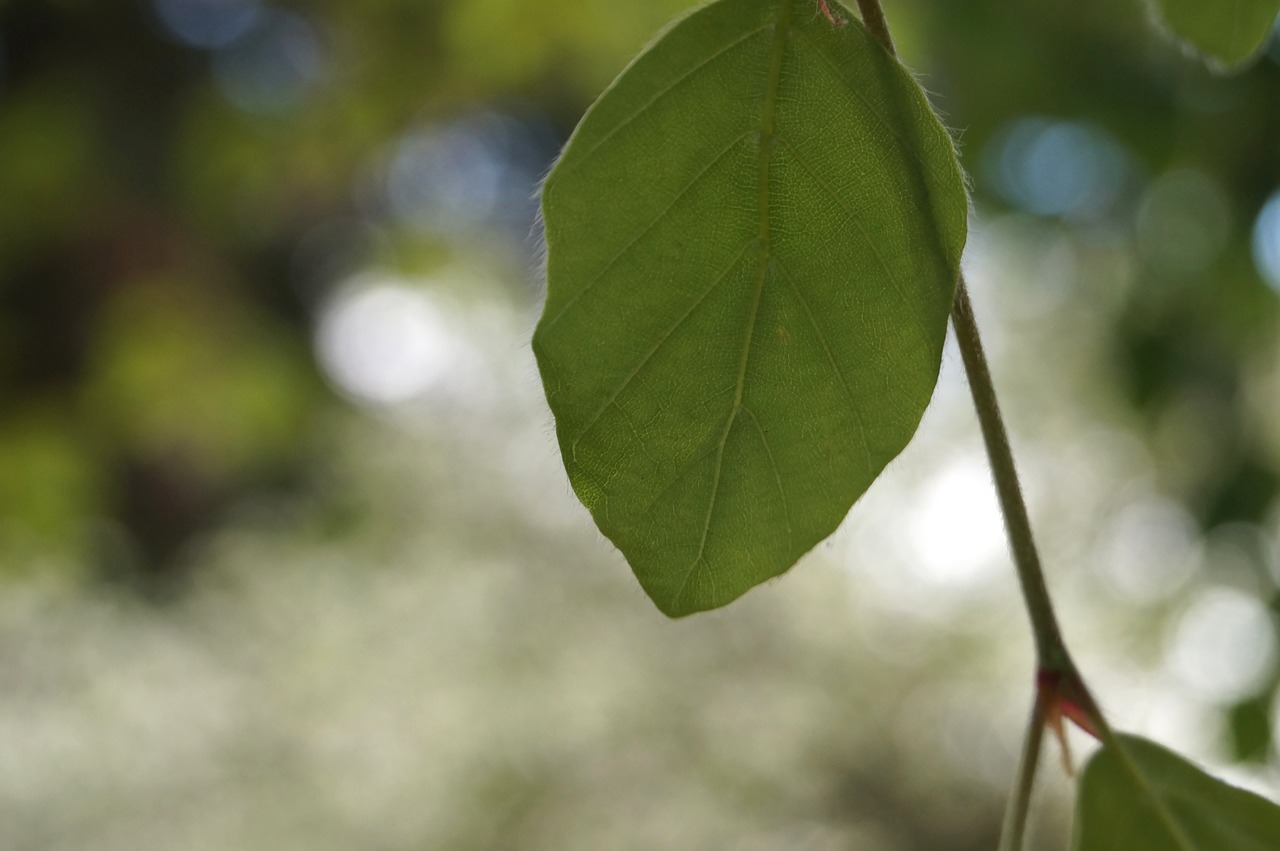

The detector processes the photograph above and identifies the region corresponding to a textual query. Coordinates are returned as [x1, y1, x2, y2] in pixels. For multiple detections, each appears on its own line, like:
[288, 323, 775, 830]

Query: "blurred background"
[2, 0, 1280, 848]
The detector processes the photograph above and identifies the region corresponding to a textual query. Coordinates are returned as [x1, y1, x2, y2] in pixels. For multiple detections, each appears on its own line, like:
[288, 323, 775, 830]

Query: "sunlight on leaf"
[1073, 733, 1280, 850]
[533, 0, 967, 616]
[1150, 0, 1280, 68]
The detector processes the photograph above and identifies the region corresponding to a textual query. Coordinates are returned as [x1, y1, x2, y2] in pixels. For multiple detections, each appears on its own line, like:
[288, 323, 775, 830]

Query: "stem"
[950, 278, 1072, 672]
[849, 3, 1107, 846]
[998, 693, 1047, 851]
[858, 0, 1077, 679]
[854, 0, 897, 55]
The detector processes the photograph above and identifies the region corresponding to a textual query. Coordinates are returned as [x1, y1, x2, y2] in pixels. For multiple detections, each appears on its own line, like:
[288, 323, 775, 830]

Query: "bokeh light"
[1098, 498, 1200, 604]
[983, 117, 1130, 220]
[1136, 169, 1231, 279]
[1251, 189, 1280, 292]
[384, 111, 558, 238]
[905, 453, 1006, 589]
[1166, 587, 1277, 704]
[211, 9, 325, 114]
[152, 0, 262, 50]
[315, 274, 468, 407]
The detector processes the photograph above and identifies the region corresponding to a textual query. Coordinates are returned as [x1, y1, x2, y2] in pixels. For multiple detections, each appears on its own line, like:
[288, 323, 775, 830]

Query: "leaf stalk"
[950, 279, 1069, 670]
[998, 692, 1047, 851]
[853, 0, 896, 54]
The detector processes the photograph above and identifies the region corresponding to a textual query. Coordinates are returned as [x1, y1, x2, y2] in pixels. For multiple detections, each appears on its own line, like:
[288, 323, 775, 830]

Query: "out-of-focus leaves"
[0, 82, 99, 265]
[0, 411, 99, 555]
[1150, 0, 1280, 68]
[1202, 455, 1280, 528]
[441, 0, 692, 96]
[83, 279, 317, 481]
[1228, 691, 1275, 763]
[1074, 733, 1280, 850]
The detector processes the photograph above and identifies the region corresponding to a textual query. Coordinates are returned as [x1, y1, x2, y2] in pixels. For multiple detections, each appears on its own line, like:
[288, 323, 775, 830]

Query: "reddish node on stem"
[816, 0, 848, 27]
[1036, 668, 1102, 776]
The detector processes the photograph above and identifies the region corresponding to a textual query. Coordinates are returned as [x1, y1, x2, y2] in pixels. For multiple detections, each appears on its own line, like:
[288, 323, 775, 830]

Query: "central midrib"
[676, 0, 795, 609]
[1112, 739, 1199, 851]
[736, 0, 793, 407]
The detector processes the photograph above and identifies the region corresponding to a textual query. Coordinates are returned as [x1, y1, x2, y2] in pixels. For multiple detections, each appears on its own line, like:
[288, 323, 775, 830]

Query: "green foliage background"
[2, 0, 1280, 848]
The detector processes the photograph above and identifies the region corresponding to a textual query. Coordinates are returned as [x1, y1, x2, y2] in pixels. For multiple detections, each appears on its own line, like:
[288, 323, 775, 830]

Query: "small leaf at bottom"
[1074, 733, 1280, 850]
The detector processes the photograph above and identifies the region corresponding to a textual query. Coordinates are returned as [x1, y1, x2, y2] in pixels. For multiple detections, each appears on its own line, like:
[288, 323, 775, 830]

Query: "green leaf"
[533, 0, 967, 616]
[1151, 0, 1280, 68]
[1074, 733, 1280, 850]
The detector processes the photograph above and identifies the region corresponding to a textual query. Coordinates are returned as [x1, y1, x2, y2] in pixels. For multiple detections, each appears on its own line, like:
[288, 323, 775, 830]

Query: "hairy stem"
[999, 693, 1047, 851]
[950, 279, 1072, 672]
[859, 0, 1077, 678]
[854, 0, 896, 54]
[850, 7, 1107, 848]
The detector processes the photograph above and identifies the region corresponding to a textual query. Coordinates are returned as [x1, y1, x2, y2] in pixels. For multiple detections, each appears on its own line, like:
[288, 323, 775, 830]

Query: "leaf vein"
[774, 258, 872, 469]
[633, 420, 732, 524]
[569, 240, 755, 453]
[791, 28, 948, 184]
[672, 0, 795, 612]
[542, 131, 754, 332]
[561, 24, 772, 174]
[777, 138, 912, 307]
[742, 404, 792, 550]
[1111, 740, 1200, 851]
[671, 409, 738, 610]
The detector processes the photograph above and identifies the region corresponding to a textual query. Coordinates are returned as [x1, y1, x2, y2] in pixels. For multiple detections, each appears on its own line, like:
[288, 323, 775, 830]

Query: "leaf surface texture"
[534, 0, 967, 615]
